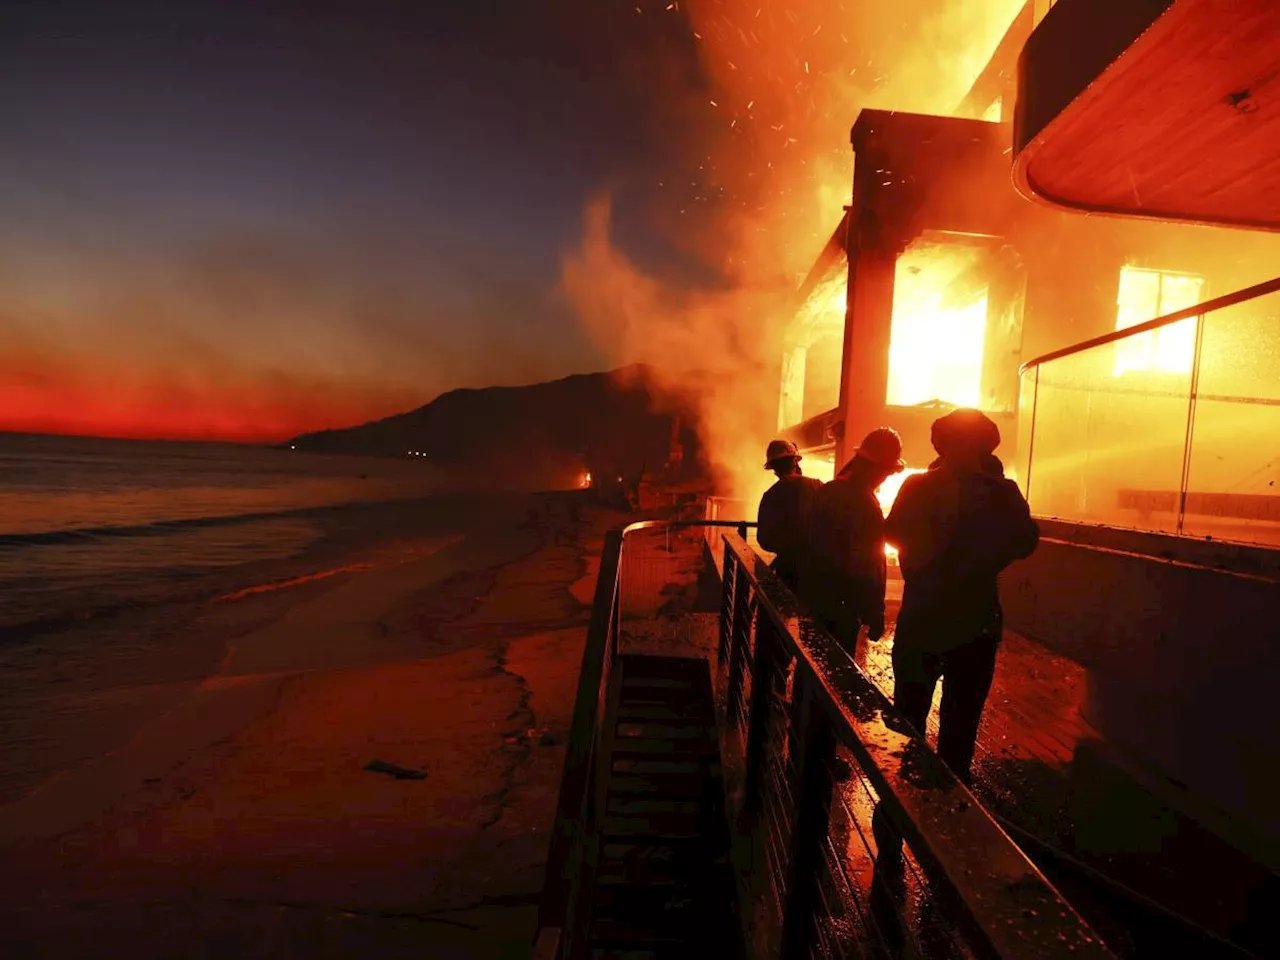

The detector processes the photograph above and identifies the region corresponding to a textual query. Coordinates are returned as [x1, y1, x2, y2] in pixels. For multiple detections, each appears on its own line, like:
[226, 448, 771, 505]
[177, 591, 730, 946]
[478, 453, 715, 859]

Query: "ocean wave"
[0, 587, 197, 643]
[0, 500, 381, 549]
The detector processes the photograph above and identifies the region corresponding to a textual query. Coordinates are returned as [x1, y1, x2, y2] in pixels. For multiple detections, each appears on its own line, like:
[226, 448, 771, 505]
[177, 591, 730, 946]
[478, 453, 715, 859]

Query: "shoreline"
[0, 490, 622, 959]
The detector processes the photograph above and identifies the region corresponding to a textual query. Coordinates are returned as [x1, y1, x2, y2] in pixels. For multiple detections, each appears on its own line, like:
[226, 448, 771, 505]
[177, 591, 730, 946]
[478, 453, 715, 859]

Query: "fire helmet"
[764, 439, 801, 469]
[931, 408, 1001, 457]
[854, 427, 905, 472]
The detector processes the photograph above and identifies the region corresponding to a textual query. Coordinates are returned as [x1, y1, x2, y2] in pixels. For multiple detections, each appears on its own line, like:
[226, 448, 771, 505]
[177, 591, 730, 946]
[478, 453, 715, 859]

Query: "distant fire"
[582, 472, 592, 488]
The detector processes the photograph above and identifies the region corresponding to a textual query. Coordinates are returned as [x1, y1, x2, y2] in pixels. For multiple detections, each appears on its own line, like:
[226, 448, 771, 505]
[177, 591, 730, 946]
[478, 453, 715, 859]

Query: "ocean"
[0, 432, 553, 807]
[0, 433, 449, 638]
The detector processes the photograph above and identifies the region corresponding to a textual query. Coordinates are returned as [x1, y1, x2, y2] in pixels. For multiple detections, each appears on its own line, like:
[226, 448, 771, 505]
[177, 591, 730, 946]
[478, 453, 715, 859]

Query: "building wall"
[1001, 519, 1280, 864]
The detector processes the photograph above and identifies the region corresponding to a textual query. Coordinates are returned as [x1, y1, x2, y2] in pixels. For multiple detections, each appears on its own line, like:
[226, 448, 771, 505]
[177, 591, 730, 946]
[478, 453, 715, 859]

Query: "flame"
[876, 467, 927, 518]
[799, 454, 925, 560]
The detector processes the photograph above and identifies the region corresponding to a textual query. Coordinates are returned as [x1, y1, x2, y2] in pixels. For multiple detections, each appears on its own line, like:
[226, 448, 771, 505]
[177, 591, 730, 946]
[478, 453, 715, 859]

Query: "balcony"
[1013, 0, 1280, 231]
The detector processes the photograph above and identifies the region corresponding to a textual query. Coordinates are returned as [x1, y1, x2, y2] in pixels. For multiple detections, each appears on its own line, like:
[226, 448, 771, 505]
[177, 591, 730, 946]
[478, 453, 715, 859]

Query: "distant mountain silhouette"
[287, 364, 705, 490]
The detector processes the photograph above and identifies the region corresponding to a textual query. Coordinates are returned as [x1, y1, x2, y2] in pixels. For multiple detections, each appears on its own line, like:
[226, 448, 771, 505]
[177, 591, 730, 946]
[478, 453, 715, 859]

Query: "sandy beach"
[0, 491, 620, 959]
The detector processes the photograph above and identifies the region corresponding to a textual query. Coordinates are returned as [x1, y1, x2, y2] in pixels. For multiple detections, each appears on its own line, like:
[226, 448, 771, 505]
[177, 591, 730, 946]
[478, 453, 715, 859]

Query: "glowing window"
[887, 239, 989, 409]
[1113, 266, 1204, 375]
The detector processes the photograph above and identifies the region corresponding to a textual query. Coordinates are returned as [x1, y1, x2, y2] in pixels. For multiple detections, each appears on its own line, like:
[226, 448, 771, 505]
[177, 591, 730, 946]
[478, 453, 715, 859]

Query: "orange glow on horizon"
[0, 361, 419, 443]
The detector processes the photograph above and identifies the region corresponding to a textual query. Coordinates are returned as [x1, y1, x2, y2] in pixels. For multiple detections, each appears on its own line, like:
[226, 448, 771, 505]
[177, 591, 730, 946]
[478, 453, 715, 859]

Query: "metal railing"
[535, 518, 1114, 959]
[1018, 275, 1280, 547]
[714, 529, 1111, 960]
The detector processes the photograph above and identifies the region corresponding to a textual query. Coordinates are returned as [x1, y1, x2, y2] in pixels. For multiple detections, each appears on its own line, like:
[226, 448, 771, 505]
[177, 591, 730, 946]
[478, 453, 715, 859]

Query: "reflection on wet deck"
[860, 581, 1274, 958]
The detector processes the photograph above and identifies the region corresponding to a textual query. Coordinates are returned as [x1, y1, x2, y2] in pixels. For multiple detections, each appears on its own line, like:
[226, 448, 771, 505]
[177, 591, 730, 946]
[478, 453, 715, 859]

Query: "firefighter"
[884, 408, 1039, 784]
[803, 428, 904, 653]
[756, 440, 822, 591]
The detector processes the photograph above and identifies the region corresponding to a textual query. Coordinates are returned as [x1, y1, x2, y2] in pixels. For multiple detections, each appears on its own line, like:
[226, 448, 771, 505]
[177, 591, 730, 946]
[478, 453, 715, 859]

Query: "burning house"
[776, 2, 1280, 546]
[773, 0, 1280, 888]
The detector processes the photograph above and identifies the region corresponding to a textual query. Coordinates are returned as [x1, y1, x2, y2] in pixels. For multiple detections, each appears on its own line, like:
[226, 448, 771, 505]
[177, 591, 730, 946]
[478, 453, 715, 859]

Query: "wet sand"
[0, 492, 620, 959]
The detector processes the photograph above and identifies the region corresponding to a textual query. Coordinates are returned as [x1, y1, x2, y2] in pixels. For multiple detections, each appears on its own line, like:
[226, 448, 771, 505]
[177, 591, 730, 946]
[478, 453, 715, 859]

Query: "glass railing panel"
[1027, 335, 1193, 533]
[1017, 366, 1038, 496]
[1183, 291, 1280, 546]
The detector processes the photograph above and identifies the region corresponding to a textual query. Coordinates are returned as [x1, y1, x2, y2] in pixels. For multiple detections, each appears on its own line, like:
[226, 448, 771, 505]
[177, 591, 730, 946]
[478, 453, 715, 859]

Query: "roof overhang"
[1013, 0, 1280, 231]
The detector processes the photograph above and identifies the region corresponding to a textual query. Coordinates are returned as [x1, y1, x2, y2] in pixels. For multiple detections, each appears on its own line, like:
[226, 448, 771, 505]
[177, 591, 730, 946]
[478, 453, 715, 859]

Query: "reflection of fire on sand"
[0, 492, 641, 960]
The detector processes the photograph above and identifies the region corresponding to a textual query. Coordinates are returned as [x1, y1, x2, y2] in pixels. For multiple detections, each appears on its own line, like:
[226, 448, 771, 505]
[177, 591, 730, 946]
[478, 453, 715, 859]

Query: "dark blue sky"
[0, 0, 720, 437]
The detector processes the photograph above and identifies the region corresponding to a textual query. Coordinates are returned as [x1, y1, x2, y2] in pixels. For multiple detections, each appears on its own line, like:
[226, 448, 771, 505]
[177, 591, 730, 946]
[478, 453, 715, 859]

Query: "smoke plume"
[561, 0, 1024, 503]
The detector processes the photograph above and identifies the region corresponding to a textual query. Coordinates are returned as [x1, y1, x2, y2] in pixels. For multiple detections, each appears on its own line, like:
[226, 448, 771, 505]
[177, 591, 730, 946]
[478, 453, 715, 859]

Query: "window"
[886, 237, 990, 409]
[1113, 266, 1205, 375]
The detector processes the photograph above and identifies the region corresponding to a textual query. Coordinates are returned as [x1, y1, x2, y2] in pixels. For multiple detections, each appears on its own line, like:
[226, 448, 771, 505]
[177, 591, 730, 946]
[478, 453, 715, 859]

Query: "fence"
[536, 519, 1114, 960]
[1018, 275, 1280, 547]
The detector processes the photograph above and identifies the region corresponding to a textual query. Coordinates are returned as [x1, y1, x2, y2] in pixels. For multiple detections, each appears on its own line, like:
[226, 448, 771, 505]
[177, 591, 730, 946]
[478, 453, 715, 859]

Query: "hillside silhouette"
[287, 364, 704, 490]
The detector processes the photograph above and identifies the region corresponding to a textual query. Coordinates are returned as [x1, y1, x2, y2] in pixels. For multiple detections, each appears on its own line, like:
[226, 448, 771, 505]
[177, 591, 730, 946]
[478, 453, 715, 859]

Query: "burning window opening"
[1113, 266, 1205, 376]
[886, 238, 991, 410]
[779, 272, 848, 428]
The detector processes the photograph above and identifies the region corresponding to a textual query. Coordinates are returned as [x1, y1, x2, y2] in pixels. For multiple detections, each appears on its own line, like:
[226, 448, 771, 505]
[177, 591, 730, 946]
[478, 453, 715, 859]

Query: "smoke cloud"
[561, 0, 1025, 503]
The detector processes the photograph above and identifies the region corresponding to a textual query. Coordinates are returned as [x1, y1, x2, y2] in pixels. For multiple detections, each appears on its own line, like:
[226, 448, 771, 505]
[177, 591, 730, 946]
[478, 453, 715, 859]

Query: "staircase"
[585, 654, 741, 959]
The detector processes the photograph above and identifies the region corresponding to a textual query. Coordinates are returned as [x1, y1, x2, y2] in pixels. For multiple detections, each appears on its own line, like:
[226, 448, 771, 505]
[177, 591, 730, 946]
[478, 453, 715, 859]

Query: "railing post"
[726, 562, 754, 730]
[718, 541, 735, 668]
[779, 669, 838, 960]
[741, 614, 786, 822]
[1025, 364, 1040, 503]
[610, 577, 620, 652]
[1176, 310, 1207, 536]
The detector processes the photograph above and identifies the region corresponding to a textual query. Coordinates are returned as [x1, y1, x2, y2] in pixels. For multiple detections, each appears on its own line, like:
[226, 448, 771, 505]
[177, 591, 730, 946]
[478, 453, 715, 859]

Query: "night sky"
[0, 0, 1020, 441]
[0, 0, 714, 439]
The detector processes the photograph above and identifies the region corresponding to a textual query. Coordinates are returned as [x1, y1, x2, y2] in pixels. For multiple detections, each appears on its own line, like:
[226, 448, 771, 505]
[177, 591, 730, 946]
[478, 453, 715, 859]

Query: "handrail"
[1019, 274, 1280, 373]
[1016, 274, 1280, 546]
[716, 529, 1114, 958]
